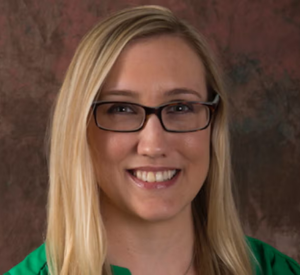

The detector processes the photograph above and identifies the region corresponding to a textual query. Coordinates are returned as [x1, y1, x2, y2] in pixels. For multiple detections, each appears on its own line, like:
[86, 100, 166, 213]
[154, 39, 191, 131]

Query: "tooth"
[134, 170, 178, 182]
[147, 172, 156, 182]
[155, 172, 164, 182]
[142, 171, 147, 181]
[136, 170, 142, 179]
[163, 171, 169, 180]
[171, 170, 176, 178]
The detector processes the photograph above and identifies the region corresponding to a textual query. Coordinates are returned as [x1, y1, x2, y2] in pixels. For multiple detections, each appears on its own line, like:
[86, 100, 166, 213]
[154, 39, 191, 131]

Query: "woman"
[5, 5, 300, 275]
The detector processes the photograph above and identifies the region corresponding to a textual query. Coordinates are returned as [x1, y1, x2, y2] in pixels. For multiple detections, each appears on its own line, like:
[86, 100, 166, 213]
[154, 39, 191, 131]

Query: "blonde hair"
[46, 5, 254, 275]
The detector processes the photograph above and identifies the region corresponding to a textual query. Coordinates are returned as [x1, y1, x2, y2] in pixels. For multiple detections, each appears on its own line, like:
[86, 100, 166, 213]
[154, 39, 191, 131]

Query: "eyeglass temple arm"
[212, 94, 220, 104]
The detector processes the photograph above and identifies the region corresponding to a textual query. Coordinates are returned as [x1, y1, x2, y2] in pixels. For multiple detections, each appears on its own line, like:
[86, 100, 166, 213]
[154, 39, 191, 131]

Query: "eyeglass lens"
[95, 102, 210, 132]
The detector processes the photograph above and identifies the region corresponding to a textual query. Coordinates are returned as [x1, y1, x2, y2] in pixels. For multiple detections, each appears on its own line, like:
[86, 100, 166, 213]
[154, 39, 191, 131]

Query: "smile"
[127, 168, 181, 189]
[130, 169, 178, 182]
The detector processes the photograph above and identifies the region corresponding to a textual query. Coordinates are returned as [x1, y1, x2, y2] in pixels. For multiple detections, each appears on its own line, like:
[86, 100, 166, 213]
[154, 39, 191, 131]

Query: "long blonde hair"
[46, 5, 254, 275]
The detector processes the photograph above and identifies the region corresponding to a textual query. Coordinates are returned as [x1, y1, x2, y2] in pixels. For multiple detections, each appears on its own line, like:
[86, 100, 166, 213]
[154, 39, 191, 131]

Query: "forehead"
[101, 35, 208, 101]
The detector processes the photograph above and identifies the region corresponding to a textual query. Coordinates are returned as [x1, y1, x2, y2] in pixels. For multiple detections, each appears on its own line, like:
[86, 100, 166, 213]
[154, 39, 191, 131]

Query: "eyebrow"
[164, 88, 203, 100]
[100, 88, 204, 100]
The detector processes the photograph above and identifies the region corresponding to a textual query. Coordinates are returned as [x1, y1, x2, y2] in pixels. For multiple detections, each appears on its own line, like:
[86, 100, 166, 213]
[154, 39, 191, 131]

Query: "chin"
[130, 200, 191, 223]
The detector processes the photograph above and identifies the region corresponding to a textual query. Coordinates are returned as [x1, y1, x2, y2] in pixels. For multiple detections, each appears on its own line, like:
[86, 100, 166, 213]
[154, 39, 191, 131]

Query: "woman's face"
[88, 35, 211, 222]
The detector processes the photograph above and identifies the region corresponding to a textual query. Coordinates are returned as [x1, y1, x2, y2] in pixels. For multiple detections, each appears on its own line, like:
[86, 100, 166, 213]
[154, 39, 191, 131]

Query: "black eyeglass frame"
[91, 94, 220, 133]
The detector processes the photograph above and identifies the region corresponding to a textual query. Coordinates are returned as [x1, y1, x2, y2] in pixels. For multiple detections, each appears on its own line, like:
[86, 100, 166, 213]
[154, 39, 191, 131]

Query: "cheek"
[92, 131, 136, 166]
[180, 129, 211, 163]
[88, 130, 137, 194]
[181, 130, 211, 197]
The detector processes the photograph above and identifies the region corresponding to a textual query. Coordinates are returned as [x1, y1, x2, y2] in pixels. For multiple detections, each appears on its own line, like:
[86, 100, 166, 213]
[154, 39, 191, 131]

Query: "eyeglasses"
[91, 94, 220, 133]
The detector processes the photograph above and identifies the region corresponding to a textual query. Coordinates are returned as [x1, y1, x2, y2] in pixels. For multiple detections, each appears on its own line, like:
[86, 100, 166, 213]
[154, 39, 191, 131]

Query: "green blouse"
[4, 237, 300, 275]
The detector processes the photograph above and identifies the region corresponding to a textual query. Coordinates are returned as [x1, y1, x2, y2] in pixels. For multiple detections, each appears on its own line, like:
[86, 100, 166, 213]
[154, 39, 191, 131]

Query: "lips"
[130, 169, 177, 182]
[127, 168, 181, 189]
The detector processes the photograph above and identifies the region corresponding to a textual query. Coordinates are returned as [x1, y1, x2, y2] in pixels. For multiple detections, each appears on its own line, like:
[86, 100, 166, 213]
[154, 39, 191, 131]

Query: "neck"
[102, 198, 196, 275]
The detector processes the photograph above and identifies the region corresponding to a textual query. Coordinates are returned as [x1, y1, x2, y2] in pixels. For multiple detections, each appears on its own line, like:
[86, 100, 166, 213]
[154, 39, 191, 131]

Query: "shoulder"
[246, 236, 300, 275]
[4, 244, 48, 275]
[4, 238, 300, 275]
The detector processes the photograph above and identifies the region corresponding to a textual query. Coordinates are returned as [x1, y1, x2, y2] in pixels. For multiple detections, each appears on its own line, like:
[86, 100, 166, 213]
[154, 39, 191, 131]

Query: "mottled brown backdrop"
[1, 0, 299, 273]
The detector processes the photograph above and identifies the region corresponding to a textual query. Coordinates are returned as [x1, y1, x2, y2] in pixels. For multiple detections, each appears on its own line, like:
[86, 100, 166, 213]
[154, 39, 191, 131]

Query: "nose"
[137, 114, 169, 158]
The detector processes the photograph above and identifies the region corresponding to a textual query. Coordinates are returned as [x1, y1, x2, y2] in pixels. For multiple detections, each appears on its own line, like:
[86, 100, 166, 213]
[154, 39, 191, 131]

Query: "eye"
[107, 103, 136, 114]
[166, 103, 194, 113]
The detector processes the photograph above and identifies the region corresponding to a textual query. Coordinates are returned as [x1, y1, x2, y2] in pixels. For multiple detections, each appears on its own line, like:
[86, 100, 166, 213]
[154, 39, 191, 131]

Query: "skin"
[88, 35, 211, 275]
